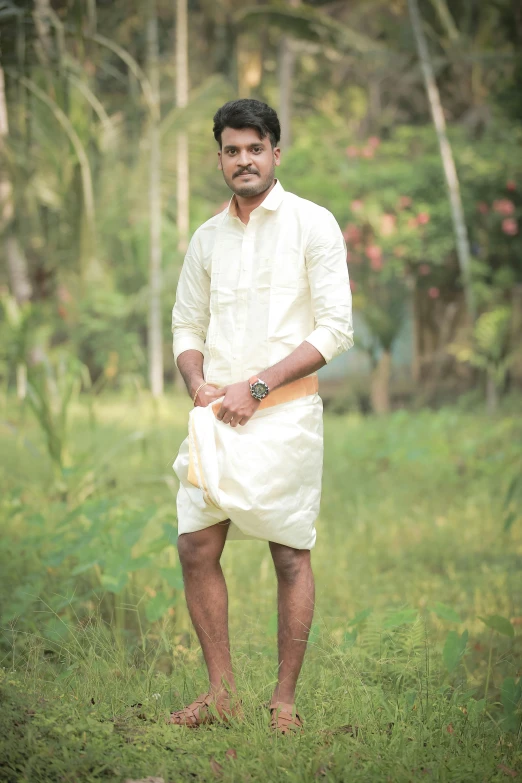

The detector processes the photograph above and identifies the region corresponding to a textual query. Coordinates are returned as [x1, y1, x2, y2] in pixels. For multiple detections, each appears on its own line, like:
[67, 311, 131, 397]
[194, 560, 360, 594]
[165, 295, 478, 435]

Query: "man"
[170, 99, 353, 733]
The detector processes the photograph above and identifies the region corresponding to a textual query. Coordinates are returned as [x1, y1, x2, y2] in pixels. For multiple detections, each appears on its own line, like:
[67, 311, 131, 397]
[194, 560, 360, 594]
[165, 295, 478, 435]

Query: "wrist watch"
[249, 376, 270, 401]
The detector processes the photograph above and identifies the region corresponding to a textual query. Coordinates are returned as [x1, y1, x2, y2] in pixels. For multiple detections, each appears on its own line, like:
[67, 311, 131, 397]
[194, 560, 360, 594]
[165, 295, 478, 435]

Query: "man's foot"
[269, 701, 303, 735]
[168, 692, 242, 728]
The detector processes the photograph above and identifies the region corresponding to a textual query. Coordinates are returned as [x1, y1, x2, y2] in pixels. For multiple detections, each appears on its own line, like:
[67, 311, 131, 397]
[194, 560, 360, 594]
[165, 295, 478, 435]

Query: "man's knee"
[270, 543, 311, 584]
[177, 526, 227, 571]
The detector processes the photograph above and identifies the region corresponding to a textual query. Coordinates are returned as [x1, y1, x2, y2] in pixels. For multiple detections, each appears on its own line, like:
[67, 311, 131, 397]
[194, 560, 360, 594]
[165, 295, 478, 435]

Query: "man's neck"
[233, 179, 277, 225]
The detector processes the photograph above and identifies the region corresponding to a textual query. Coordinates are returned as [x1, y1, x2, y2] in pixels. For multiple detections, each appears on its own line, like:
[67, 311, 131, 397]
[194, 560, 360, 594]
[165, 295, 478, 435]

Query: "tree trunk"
[176, 0, 189, 253]
[408, 0, 476, 322]
[1, 66, 32, 400]
[147, 0, 164, 397]
[278, 37, 295, 150]
[486, 374, 498, 415]
[278, 0, 300, 150]
[371, 350, 391, 414]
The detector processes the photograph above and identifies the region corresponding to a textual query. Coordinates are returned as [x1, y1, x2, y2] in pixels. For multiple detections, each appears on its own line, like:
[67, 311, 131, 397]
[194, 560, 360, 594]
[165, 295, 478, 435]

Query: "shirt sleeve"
[171, 232, 211, 366]
[304, 208, 354, 363]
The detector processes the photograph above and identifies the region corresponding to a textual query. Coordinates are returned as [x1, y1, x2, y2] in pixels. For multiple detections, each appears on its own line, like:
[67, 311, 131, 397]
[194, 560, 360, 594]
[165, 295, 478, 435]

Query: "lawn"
[1, 393, 521, 782]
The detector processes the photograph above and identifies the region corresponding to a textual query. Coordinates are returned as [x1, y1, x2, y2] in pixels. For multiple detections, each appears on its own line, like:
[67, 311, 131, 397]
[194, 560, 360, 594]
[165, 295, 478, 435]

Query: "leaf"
[343, 629, 358, 648]
[503, 475, 520, 510]
[479, 615, 514, 638]
[501, 677, 522, 715]
[443, 629, 468, 673]
[159, 566, 184, 591]
[145, 591, 172, 623]
[503, 511, 518, 533]
[383, 609, 418, 628]
[497, 764, 518, 778]
[430, 602, 461, 623]
[71, 559, 99, 576]
[209, 758, 223, 778]
[348, 608, 372, 627]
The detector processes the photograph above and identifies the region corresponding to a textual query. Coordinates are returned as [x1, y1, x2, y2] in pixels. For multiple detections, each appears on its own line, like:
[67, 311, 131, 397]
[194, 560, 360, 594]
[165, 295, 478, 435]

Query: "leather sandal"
[269, 701, 303, 735]
[168, 692, 242, 727]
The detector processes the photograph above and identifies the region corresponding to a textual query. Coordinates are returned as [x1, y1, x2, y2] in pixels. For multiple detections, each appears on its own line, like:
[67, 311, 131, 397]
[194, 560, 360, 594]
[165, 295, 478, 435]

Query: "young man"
[170, 99, 353, 733]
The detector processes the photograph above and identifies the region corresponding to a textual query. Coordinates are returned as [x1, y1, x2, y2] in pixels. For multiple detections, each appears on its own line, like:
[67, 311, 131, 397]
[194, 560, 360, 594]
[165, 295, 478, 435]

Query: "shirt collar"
[226, 179, 285, 219]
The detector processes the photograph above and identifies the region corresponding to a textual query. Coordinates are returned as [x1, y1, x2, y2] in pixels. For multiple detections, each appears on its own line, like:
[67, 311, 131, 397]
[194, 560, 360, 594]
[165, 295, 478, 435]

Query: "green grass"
[1, 393, 521, 782]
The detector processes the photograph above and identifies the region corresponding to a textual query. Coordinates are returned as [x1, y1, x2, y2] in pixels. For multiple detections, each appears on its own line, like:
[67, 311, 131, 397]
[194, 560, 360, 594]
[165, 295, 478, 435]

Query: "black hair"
[213, 99, 281, 149]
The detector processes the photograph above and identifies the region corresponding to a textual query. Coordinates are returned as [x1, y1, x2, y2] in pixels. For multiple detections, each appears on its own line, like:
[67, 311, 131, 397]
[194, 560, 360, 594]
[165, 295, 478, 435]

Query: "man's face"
[217, 127, 280, 198]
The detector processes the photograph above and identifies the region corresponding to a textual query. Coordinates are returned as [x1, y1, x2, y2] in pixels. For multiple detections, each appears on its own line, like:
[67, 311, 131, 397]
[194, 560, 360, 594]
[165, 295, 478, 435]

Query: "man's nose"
[237, 150, 252, 168]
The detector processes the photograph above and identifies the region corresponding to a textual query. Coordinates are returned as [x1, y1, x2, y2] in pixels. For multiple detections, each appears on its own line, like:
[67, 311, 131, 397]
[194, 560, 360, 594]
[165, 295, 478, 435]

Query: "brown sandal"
[269, 701, 303, 735]
[168, 692, 242, 728]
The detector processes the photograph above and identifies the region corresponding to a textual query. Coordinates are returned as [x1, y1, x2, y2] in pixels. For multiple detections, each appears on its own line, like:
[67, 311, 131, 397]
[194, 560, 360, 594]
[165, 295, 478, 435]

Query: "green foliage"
[26, 354, 88, 474]
[442, 629, 469, 674]
[479, 614, 515, 639]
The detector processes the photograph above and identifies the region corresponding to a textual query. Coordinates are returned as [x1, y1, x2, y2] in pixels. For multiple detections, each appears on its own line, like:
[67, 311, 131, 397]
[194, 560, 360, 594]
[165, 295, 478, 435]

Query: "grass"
[1, 392, 521, 782]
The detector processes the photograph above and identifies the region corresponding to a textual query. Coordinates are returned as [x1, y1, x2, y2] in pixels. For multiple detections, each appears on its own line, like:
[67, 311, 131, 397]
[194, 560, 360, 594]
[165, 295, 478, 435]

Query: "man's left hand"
[204, 381, 260, 427]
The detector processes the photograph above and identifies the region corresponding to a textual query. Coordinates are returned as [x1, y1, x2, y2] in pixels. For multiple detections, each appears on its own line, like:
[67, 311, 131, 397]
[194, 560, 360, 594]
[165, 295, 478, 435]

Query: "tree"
[407, 0, 475, 321]
[146, 0, 164, 398]
[175, 0, 190, 254]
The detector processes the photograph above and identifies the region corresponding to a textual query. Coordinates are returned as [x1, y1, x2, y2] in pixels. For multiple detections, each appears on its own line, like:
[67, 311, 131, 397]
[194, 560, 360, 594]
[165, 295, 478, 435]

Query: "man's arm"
[205, 208, 353, 426]
[177, 349, 206, 404]
[172, 233, 211, 403]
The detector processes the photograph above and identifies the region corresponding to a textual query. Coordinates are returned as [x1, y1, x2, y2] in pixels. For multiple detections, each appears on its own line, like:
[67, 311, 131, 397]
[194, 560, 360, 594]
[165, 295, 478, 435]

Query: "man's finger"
[205, 385, 226, 399]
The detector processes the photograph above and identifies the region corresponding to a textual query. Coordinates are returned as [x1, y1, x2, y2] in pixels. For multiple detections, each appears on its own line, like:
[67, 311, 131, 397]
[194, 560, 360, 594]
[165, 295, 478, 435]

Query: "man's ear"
[217, 151, 223, 170]
[274, 146, 281, 166]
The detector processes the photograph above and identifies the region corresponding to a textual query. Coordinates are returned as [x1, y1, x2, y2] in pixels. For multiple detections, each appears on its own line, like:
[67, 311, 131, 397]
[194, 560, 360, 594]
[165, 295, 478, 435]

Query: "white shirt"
[172, 179, 353, 386]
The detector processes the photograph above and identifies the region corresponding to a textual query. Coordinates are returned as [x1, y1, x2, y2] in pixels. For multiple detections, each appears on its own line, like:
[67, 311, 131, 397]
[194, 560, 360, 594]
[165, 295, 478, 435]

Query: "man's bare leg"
[176, 520, 236, 701]
[269, 542, 315, 705]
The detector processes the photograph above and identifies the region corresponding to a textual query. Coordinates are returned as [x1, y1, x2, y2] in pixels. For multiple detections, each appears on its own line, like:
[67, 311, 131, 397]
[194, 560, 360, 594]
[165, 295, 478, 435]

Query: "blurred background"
[1, 0, 521, 414]
[1, 5, 522, 774]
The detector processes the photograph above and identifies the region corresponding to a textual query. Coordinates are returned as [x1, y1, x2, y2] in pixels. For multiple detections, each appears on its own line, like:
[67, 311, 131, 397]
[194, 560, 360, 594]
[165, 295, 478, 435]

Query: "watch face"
[252, 381, 268, 399]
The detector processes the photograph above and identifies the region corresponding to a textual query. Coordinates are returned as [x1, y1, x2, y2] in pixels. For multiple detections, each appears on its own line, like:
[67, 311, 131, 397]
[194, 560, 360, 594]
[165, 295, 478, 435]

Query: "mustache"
[234, 169, 258, 178]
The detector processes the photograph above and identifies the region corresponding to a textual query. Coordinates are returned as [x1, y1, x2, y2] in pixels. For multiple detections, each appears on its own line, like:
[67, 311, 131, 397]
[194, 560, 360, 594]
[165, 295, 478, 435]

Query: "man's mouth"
[237, 172, 256, 178]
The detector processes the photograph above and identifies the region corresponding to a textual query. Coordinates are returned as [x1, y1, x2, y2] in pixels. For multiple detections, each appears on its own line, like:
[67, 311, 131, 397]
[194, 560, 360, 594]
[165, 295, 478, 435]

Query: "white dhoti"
[173, 380, 323, 550]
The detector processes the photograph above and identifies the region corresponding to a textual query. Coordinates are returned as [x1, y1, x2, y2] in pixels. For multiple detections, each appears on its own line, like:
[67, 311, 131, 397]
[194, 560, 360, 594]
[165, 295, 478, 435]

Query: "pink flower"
[417, 212, 430, 225]
[349, 279, 357, 292]
[343, 223, 362, 245]
[398, 196, 412, 209]
[346, 146, 359, 158]
[367, 136, 381, 149]
[351, 199, 364, 213]
[366, 245, 383, 270]
[476, 202, 489, 215]
[380, 214, 396, 236]
[365, 244, 383, 263]
[506, 180, 516, 191]
[493, 199, 515, 216]
[361, 146, 374, 159]
[419, 264, 431, 276]
[428, 287, 440, 299]
[502, 218, 518, 236]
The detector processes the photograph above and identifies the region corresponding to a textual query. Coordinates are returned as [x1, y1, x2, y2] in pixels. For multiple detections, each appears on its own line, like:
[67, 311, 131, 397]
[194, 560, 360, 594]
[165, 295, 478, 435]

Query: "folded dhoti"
[173, 376, 322, 550]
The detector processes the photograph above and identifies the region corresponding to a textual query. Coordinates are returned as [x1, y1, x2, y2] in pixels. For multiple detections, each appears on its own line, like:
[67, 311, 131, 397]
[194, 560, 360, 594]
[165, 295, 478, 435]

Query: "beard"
[224, 163, 275, 198]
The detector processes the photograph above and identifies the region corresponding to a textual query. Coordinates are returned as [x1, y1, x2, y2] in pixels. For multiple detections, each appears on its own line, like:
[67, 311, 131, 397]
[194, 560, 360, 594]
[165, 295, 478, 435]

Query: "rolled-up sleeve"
[304, 208, 354, 363]
[172, 233, 210, 366]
